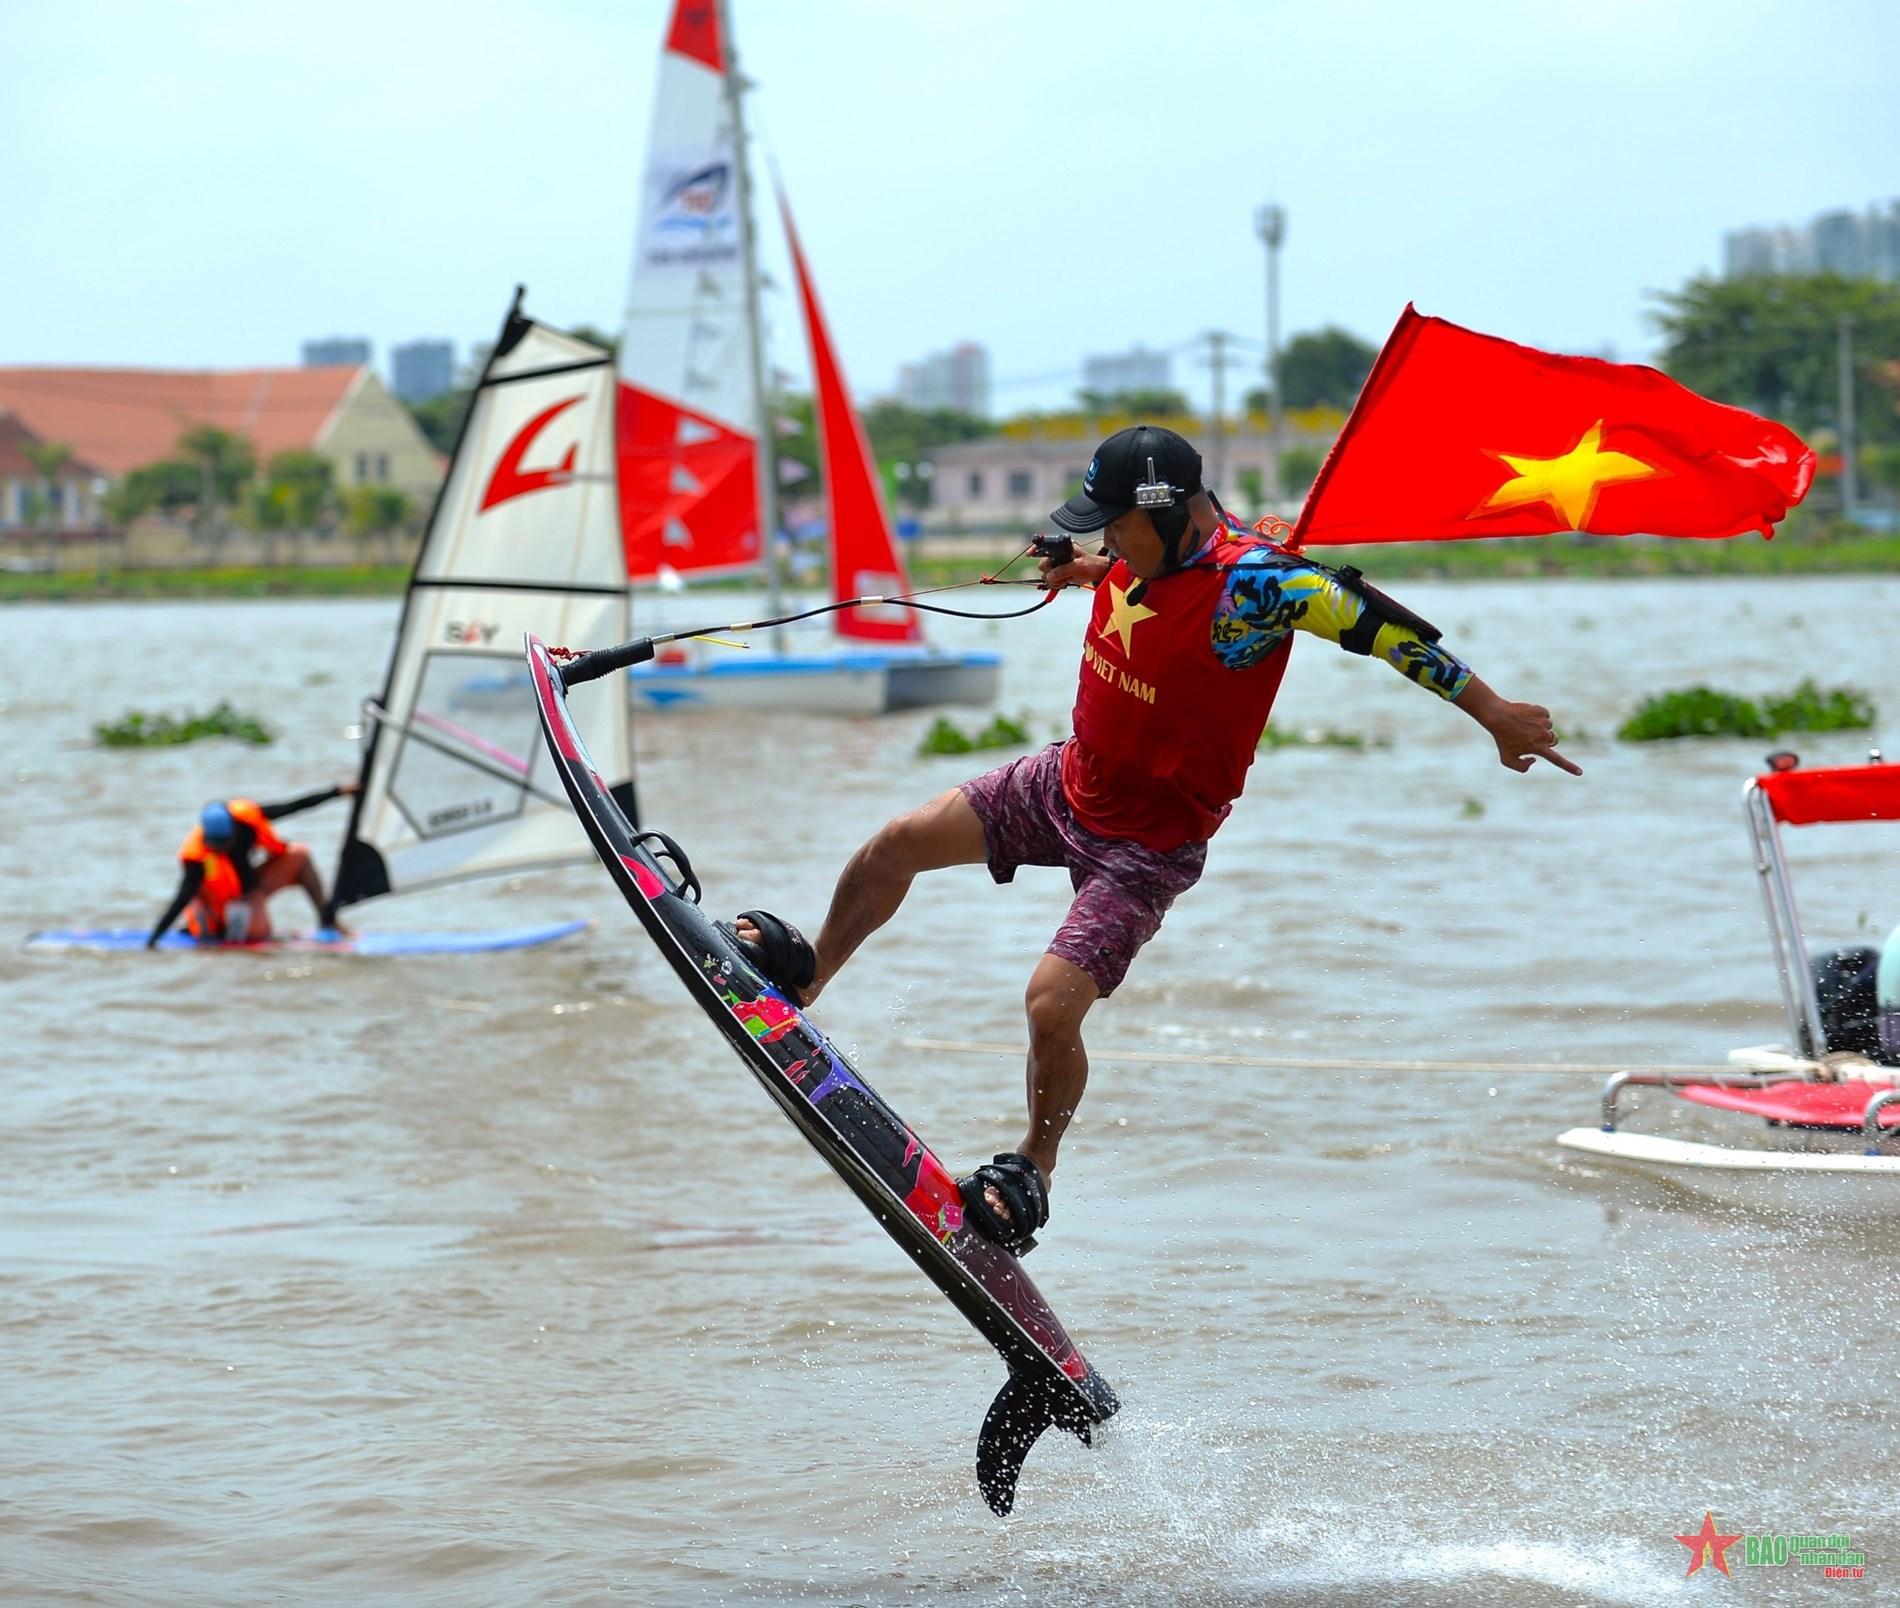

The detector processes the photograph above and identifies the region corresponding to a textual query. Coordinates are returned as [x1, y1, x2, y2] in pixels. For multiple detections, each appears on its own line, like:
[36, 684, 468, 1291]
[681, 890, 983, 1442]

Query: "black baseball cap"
[1048, 424, 1204, 534]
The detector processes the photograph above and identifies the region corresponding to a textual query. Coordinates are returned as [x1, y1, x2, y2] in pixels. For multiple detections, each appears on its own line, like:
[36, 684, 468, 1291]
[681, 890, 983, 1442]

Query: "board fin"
[976, 1370, 1098, 1517]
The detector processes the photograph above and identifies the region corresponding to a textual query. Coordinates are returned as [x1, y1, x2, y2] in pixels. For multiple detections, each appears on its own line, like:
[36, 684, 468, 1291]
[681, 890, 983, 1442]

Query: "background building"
[922, 409, 1345, 533]
[894, 341, 990, 417]
[1724, 200, 1900, 283]
[0, 364, 442, 506]
[391, 339, 455, 403]
[0, 411, 111, 533]
[1081, 344, 1172, 396]
[302, 336, 372, 367]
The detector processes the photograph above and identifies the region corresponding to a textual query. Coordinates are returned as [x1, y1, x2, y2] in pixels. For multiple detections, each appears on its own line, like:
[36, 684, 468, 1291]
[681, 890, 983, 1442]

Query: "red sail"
[617, 382, 762, 583]
[780, 196, 922, 644]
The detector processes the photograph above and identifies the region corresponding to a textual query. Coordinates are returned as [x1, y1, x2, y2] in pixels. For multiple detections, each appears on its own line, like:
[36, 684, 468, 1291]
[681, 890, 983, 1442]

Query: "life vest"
[178, 798, 286, 937]
[1062, 532, 1293, 852]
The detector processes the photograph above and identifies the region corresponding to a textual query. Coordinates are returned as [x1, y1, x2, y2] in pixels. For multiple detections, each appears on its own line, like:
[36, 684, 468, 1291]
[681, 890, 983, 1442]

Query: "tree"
[1074, 386, 1192, 417]
[1278, 327, 1378, 411]
[264, 450, 335, 532]
[1864, 443, 1900, 510]
[860, 400, 992, 510]
[406, 389, 473, 456]
[103, 458, 201, 527]
[175, 425, 255, 556]
[240, 450, 336, 563]
[344, 484, 411, 562]
[1651, 273, 1900, 445]
[22, 439, 72, 523]
[1279, 443, 1324, 501]
[567, 323, 621, 361]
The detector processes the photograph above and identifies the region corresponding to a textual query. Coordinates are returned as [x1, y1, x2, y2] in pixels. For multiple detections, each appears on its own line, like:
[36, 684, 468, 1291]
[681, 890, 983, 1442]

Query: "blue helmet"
[200, 802, 236, 846]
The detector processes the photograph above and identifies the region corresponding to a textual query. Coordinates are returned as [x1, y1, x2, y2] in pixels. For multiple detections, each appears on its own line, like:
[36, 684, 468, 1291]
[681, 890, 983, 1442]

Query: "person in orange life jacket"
[146, 781, 360, 947]
[734, 425, 1579, 1252]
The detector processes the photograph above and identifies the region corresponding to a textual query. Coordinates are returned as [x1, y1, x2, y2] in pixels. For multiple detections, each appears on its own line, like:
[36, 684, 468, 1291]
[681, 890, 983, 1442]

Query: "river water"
[2, 577, 1896, 1605]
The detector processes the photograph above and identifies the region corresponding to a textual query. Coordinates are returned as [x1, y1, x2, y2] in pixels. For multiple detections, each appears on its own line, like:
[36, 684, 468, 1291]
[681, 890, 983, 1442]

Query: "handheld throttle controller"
[1030, 531, 1075, 579]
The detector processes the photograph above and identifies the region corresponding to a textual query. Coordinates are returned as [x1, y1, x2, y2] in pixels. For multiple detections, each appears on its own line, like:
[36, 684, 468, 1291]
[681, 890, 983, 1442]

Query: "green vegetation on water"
[95, 701, 274, 748]
[1258, 723, 1387, 750]
[917, 713, 1032, 757]
[1617, 680, 1876, 742]
[2, 565, 412, 602]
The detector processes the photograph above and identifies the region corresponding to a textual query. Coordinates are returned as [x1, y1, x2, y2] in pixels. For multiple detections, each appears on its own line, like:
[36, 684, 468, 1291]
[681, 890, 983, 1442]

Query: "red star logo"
[1675, 1512, 1743, 1577]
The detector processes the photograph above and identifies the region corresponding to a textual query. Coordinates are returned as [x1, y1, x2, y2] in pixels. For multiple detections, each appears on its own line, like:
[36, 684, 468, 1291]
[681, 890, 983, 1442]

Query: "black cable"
[557, 545, 1068, 686]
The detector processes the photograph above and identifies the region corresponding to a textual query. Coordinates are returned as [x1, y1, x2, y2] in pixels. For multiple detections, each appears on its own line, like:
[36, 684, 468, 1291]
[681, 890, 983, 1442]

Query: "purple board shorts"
[958, 742, 1205, 996]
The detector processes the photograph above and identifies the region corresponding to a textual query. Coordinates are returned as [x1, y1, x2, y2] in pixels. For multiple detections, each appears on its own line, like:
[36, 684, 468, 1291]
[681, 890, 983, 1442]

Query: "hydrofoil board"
[527, 634, 1118, 1515]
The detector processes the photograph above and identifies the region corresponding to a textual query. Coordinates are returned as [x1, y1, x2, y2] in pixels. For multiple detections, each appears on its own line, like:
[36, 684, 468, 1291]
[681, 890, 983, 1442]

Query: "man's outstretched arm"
[259, 780, 356, 821]
[146, 862, 204, 948]
[1447, 673, 1581, 775]
[1226, 553, 1581, 776]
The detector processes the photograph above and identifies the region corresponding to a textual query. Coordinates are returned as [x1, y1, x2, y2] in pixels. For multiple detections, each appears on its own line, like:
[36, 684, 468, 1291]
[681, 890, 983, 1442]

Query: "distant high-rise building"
[302, 336, 372, 367]
[391, 339, 455, 403]
[1724, 200, 1898, 283]
[1871, 200, 1900, 281]
[894, 341, 990, 417]
[1082, 344, 1172, 398]
[1722, 225, 1810, 277]
[1812, 209, 1868, 277]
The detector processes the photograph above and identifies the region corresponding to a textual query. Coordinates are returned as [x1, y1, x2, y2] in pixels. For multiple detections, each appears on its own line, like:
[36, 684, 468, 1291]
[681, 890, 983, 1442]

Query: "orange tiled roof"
[0, 365, 364, 476]
[0, 409, 108, 480]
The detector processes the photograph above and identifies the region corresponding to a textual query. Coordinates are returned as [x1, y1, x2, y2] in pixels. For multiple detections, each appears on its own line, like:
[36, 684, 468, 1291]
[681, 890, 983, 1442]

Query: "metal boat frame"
[1557, 755, 1900, 1199]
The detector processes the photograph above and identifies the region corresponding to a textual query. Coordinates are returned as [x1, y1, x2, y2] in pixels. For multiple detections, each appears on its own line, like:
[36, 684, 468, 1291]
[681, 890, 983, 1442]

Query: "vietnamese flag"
[1292, 305, 1814, 548]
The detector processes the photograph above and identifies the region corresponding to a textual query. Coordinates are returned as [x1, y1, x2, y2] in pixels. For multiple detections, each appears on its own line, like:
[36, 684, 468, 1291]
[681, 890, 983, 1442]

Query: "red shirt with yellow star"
[1062, 517, 1471, 851]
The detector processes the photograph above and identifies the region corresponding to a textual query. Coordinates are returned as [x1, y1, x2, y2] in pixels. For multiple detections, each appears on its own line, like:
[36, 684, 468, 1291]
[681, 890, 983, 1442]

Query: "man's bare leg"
[1015, 952, 1100, 1186]
[256, 845, 350, 937]
[737, 787, 988, 1006]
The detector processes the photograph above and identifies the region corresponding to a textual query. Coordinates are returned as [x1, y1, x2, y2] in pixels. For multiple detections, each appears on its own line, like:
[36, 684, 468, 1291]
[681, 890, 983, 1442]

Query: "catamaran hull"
[1557, 1126, 1900, 1216]
[628, 650, 1001, 714]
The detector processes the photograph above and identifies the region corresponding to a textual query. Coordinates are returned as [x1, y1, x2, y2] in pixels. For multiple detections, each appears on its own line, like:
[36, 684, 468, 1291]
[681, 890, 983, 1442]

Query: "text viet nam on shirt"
[1063, 514, 1473, 852]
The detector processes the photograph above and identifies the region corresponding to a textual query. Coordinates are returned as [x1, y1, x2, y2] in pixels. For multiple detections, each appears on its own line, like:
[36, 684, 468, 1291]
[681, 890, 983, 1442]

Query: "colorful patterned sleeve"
[1212, 546, 1473, 701]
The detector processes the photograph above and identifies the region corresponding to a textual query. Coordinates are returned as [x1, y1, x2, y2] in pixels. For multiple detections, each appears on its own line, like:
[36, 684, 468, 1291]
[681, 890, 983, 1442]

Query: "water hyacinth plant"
[1258, 724, 1388, 750]
[917, 713, 1032, 757]
[94, 701, 274, 748]
[1617, 681, 1875, 742]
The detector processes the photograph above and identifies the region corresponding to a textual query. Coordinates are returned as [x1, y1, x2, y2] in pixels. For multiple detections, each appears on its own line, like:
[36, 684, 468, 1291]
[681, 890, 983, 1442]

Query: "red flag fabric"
[1292, 305, 1814, 548]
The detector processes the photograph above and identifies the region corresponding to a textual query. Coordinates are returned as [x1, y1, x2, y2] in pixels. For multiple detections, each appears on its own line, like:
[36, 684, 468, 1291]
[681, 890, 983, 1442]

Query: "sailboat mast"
[715, 0, 786, 640]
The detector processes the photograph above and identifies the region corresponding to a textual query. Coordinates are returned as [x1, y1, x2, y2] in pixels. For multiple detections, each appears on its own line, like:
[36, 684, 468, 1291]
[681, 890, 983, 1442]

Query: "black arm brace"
[1325, 564, 1443, 654]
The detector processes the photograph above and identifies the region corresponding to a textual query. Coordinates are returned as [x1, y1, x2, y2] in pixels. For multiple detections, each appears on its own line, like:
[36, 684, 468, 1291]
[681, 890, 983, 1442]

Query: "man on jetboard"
[146, 781, 359, 947]
[735, 426, 1578, 1251]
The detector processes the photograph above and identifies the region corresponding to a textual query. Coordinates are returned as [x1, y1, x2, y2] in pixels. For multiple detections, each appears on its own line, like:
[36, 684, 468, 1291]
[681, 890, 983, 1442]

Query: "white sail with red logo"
[780, 194, 923, 645]
[617, 0, 764, 585]
[331, 293, 636, 909]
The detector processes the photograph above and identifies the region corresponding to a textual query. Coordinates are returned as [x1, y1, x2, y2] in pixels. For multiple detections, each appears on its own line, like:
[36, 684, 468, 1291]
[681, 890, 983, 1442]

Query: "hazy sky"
[5, 0, 1895, 413]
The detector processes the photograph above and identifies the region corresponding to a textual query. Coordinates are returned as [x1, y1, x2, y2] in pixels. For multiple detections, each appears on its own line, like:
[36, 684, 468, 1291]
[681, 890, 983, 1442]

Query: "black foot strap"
[958, 1152, 1048, 1256]
[976, 1372, 1096, 1517]
[732, 909, 816, 993]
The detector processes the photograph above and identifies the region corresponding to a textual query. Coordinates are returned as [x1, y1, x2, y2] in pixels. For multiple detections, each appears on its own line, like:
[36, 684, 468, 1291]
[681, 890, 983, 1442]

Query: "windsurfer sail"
[612, 0, 1000, 714]
[329, 290, 637, 913]
[617, 0, 769, 591]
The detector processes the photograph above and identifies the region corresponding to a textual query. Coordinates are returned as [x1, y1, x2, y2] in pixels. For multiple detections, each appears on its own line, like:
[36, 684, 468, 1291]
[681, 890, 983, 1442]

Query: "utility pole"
[1199, 329, 1235, 495]
[1254, 202, 1286, 509]
[1838, 313, 1858, 514]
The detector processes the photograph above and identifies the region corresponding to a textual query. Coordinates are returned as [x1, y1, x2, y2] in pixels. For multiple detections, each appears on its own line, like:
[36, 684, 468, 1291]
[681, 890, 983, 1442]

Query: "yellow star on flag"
[1098, 580, 1157, 657]
[1477, 419, 1659, 529]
